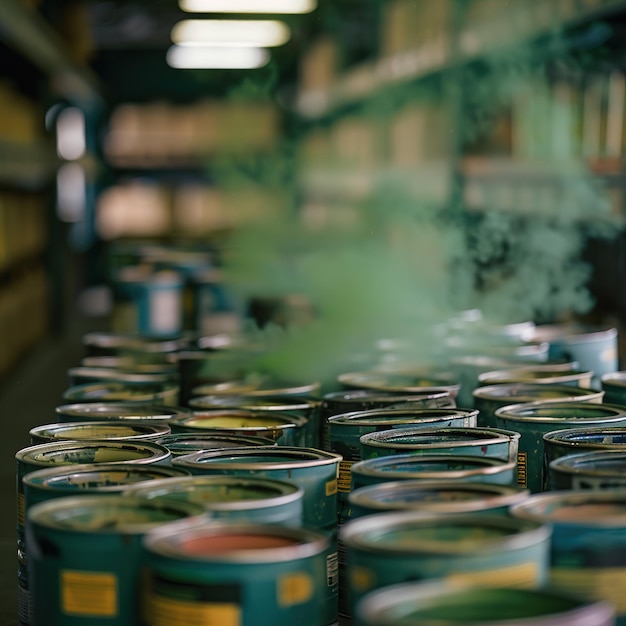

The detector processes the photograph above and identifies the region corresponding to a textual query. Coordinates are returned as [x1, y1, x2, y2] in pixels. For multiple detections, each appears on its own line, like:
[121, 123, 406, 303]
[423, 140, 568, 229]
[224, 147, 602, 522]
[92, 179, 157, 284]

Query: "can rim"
[337, 371, 460, 395]
[29, 420, 171, 443]
[531, 324, 618, 345]
[601, 372, 626, 388]
[510, 490, 626, 527]
[340, 511, 550, 554]
[350, 454, 516, 480]
[327, 408, 477, 427]
[322, 389, 451, 404]
[550, 449, 626, 478]
[27, 494, 204, 534]
[191, 381, 321, 398]
[355, 581, 615, 626]
[23, 462, 189, 492]
[125, 475, 304, 511]
[55, 402, 186, 421]
[68, 367, 174, 385]
[62, 381, 179, 402]
[176, 409, 308, 431]
[359, 427, 516, 449]
[347, 480, 529, 513]
[189, 394, 319, 412]
[495, 402, 626, 424]
[472, 383, 603, 402]
[144, 519, 329, 562]
[82, 332, 186, 353]
[173, 446, 342, 470]
[477, 369, 594, 386]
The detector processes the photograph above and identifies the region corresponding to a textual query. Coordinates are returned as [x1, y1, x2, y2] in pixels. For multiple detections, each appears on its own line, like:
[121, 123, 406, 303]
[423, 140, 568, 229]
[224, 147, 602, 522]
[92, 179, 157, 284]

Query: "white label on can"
[149, 289, 181, 335]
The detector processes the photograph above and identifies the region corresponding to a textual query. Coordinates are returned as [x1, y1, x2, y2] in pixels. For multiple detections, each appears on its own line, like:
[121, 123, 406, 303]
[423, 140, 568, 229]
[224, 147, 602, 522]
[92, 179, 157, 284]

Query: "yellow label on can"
[601, 347, 617, 363]
[148, 595, 241, 626]
[338, 461, 354, 493]
[61, 570, 117, 617]
[325, 479, 338, 496]
[551, 567, 626, 613]
[351, 566, 376, 593]
[17, 491, 25, 528]
[277, 572, 313, 607]
[517, 451, 527, 488]
[447, 562, 539, 589]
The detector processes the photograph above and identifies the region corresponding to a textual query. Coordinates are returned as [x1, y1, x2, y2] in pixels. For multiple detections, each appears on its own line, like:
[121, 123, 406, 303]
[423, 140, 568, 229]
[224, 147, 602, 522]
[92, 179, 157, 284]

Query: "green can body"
[55, 402, 188, 424]
[347, 480, 529, 519]
[62, 381, 180, 407]
[359, 426, 520, 464]
[340, 512, 551, 618]
[172, 446, 341, 530]
[328, 408, 478, 505]
[154, 432, 277, 459]
[601, 372, 626, 406]
[350, 454, 517, 491]
[143, 520, 331, 626]
[354, 581, 616, 626]
[511, 491, 626, 625]
[126, 474, 304, 527]
[26, 495, 204, 626]
[495, 402, 626, 493]
[170, 409, 309, 447]
[549, 450, 626, 490]
[473, 383, 604, 428]
[29, 420, 171, 445]
[544, 426, 626, 469]
[189, 395, 322, 448]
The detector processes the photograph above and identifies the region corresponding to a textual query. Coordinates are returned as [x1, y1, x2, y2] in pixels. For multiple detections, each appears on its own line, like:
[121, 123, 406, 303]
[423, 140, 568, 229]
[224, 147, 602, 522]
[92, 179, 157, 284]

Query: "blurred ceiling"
[36, 0, 381, 107]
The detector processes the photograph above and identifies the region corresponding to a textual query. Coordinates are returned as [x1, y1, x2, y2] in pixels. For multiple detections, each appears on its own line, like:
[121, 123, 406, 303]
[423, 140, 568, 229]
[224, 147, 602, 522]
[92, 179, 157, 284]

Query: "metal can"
[80, 355, 179, 378]
[26, 495, 204, 626]
[82, 331, 187, 357]
[473, 383, 604, 428]
[549, 450, 626, 490]
[544, 426, 626, 468]
[494, 402, 626, 493]
[337, 371, 460, 399]
[350, 454, 517, 491]
[143, 520, 331, 626]
[478, 368, 594, 388]
[340, 511, 550, 619]
[511, 490, 626, 623]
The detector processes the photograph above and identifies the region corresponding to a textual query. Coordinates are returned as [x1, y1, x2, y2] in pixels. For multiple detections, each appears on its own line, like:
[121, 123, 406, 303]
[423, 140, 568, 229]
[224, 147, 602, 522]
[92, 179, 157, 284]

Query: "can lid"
[30, 420, 171, 442]
[55, 402, 186, 421]
[328, 407, 477, 427]
[473, 383, 603, 402]
[359, 427, 515, 450]
[495, 402, 626, 425]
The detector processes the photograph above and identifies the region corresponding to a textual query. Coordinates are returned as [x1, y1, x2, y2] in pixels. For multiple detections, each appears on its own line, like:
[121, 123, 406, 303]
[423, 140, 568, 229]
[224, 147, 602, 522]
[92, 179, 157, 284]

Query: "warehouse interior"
[3, 0, 626, 624]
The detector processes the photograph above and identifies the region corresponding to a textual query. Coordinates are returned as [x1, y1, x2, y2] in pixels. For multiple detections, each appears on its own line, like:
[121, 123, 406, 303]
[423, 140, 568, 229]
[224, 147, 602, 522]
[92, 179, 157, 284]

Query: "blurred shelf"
[295, 0, 626, 120]
[0, 0, 103, 108]
[0, 140, 58, 190]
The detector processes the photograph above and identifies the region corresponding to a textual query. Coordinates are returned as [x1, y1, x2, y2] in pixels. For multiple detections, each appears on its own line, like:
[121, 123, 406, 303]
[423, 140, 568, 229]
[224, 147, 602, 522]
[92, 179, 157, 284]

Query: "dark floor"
[0, 310, 103, 625]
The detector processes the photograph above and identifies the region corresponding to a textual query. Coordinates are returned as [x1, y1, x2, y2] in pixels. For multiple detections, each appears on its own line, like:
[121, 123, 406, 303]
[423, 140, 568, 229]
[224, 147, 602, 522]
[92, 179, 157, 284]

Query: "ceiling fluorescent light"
[179, 0, 316, 14]
[171, 19, 290, 47]
[166, 45, 270, 69]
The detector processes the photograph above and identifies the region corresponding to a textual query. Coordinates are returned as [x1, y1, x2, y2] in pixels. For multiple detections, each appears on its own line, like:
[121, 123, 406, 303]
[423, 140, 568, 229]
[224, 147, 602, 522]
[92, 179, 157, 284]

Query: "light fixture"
[179, 0, 316, 14]
[166, 45, 270, 69]
[56, 106, 86, 160]
[171, 19, 290, 47]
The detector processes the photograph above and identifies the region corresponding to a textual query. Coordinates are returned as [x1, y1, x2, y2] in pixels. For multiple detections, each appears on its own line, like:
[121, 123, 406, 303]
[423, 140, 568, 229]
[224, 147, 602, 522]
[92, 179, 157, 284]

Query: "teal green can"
[478, 368, 594, 389]
[354, 581, 616, 626]
[549, 450, 626, 490]
[26, 495, 204, 626]
[143, 520, 330, 626]
[172, 446, 341, 530]
[359, 426, 520, 464]
[531, 324, 618, 389]
[170, 410, 309, 446]
[29, 420, 171, 445]
[340, 512, 551, 619]
[347, 480, 529, 519]
[511, 491, 626, 625]
[473, 383, 604, 428]
[126, 474, 304, 526]
[495, 401, 626, 493]
[327, 408, 478, 506]
[337, 371, 461, 400]
[350, 454, 517, 491]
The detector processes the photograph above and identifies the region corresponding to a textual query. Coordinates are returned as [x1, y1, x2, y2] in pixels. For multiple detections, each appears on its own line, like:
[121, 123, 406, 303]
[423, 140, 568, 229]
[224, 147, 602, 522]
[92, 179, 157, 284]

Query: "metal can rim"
[359, 427, 516, 450]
